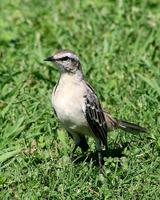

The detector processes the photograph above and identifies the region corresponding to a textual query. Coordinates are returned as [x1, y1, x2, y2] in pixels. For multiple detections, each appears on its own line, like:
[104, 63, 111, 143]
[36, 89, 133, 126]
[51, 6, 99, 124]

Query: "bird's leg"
[78, 135, 89, 153]
[68, 132, 89, 159]
[67, 131, 78, 159]
[95, 138, 104, 167]
[97, 150, 104, 168]
[104, 142, 108, 154]
[70, 144, 78, 159]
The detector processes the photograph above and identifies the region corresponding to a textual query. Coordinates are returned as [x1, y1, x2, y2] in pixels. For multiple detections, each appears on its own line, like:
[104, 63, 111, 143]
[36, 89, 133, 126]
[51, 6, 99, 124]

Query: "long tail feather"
[104, 111, 147, 133]
[117, 120, 148, 133]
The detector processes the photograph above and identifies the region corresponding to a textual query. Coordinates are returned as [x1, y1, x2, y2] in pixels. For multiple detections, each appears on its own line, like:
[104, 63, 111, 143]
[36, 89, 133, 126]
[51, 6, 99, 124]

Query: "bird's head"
[44, 50, 81, 73]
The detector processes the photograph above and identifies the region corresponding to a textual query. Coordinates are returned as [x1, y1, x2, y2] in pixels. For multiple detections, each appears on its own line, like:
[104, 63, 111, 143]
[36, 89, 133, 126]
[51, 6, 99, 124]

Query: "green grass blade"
[138, 74, 160, 96]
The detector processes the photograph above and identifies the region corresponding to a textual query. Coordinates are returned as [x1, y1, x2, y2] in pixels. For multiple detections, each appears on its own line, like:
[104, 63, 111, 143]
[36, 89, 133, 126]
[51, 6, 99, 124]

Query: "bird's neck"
[59, 70, 84, 83]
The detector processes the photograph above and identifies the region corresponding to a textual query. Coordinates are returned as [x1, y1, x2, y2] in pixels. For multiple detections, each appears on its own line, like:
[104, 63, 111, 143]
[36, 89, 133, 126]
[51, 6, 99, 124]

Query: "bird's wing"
[83, 83, 108, 146]
[52, 82, 59, 117]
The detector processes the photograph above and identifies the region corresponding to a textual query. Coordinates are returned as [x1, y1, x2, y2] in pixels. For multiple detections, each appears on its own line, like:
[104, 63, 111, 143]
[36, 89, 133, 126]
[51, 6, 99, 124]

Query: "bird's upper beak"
[44, 55, 55, 62]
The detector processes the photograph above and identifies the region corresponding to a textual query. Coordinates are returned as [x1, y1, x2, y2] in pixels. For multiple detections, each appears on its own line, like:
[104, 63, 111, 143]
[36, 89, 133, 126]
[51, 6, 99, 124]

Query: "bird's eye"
[60, 56, 69, 61]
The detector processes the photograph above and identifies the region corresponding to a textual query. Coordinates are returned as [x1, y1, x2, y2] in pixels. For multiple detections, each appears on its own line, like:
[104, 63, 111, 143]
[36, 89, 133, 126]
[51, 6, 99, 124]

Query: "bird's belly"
[53, 91, 90, 135]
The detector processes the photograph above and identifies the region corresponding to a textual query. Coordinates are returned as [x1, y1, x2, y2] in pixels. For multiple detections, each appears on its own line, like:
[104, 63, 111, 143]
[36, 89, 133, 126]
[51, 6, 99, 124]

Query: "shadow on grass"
[72, 142, 129, 166]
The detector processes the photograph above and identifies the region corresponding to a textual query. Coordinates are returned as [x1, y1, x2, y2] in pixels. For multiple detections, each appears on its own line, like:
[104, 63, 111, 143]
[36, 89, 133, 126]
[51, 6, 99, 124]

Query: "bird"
[44, 49, 147, 167]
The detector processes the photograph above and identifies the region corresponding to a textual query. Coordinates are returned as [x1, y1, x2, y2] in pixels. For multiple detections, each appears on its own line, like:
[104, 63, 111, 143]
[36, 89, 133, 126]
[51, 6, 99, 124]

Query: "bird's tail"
[117, 119, 147, 133]
[104, 112, 147, 133]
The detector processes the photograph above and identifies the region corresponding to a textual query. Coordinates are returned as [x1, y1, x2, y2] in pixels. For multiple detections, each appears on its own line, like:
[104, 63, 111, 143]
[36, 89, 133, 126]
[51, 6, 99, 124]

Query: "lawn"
[0, 0, 160, 199]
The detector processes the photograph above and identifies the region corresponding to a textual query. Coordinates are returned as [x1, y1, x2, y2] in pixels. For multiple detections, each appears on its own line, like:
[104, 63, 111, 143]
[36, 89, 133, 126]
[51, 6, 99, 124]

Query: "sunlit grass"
[0, 0, 160, 199]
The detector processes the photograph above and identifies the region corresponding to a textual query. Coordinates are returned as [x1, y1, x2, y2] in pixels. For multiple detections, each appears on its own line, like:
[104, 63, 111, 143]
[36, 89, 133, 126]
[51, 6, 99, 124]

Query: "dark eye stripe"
[56, 56, 69, 61]
[60, 56, 69, 61]
[56, 56, 76, 61]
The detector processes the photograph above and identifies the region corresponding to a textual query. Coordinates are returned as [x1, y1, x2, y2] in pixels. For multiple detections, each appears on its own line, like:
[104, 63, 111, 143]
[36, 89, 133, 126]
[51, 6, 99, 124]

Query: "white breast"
[52, 74, 89, 134]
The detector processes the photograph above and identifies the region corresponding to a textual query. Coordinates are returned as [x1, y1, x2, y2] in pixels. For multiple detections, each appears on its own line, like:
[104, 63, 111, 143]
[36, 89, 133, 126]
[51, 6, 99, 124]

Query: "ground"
[0, 0, 160, 199]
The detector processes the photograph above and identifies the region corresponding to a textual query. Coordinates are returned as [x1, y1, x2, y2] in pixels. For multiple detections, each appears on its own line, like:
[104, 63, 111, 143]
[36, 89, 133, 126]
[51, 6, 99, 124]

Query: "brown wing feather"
[84, 84, 108, 147]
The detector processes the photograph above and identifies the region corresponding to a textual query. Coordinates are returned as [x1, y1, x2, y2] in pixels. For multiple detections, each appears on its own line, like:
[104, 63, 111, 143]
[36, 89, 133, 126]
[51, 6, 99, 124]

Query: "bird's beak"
[44, 56, 55, 62]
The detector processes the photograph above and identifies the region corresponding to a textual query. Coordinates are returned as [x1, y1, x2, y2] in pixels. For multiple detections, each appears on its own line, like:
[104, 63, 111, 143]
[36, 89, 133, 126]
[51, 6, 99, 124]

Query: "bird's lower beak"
[44, 56, 55, 62]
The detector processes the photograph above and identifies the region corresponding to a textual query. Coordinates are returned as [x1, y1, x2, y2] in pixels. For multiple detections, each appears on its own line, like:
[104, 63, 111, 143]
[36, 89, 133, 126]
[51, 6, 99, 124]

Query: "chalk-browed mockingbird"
[44, 50, 147, 166]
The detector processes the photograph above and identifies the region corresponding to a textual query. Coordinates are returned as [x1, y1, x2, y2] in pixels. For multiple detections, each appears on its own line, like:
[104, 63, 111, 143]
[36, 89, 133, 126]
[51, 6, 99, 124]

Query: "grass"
[0, 0, 160, 199]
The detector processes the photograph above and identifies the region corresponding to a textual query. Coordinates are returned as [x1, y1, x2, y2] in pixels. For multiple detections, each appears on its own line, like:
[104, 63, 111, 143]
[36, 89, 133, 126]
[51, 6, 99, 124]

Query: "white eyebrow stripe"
[54, 52, 79, 61]
[65, 52, 79, 60]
